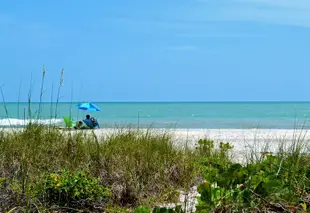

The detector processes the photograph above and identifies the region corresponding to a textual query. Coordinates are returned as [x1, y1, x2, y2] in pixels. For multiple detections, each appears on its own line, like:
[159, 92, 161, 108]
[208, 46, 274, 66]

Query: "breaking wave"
[0, 118, 63, 127]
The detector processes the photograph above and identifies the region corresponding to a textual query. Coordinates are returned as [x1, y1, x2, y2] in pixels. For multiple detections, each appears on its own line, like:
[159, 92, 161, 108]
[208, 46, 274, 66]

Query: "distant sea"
[0, 102, 309, 129]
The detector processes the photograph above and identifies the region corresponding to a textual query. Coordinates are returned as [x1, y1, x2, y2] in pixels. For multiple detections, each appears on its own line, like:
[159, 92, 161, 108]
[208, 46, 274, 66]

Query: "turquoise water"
[0, 102, 309, 129]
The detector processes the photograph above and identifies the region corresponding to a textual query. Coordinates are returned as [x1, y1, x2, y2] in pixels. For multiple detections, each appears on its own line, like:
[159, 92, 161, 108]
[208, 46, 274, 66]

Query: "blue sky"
[0, 0, 309, 102]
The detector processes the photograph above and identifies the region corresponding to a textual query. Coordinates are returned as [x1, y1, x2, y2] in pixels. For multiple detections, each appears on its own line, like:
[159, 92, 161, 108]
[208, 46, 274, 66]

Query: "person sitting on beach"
[91, 117, 100, 128]
[74, 121, 81, 129]
[83, 114, 94, 128]
[73, 121, 83, 129]
[74, 120, 91, 129]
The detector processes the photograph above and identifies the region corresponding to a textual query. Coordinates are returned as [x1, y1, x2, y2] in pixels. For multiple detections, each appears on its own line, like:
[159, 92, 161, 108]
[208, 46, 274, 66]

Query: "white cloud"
[176, 32, 267, 38]
[235, 0, 310, 10]
[194, 0, 310, 27]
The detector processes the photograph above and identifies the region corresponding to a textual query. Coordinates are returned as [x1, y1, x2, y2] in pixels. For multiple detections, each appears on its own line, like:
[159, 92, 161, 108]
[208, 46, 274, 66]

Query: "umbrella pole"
[77, 109, 80, 123]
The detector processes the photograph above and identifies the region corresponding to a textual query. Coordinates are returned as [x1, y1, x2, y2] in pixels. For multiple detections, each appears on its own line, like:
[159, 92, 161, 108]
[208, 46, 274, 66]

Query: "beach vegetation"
[1, 124, 310, 212]
[0, 124, 200, 212]
[196, 137, 310, 212]
[34, 169, 110, 208]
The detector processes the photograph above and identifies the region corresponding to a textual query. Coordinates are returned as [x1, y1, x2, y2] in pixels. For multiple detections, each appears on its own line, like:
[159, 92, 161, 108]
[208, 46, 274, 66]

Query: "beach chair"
[83, 119, 94, 129]
[63, 116, 76, 128]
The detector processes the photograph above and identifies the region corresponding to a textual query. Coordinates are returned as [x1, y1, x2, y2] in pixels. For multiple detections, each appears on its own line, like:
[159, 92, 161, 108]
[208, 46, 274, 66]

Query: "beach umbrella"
[76, 102, 101, 112]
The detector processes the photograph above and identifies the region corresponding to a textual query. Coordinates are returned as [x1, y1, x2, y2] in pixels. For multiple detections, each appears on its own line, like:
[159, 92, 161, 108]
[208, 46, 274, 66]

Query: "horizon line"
[2, 101, 310, 104]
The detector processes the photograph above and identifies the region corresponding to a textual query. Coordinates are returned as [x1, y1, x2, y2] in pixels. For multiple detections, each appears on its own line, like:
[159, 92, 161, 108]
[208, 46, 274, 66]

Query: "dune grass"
[0, 124, 201, 212]
[1, 124, 310, 212]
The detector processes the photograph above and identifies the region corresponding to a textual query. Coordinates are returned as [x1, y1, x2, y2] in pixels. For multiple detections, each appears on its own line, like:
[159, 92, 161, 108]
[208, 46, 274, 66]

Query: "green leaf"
[152, 207, 174, 213]
[134, 206, 151, 213]
[198, 182, 212, 203]
[301, 203, 307, 211]
[242, 189, 251, 204]
[174, 205, 184, 213]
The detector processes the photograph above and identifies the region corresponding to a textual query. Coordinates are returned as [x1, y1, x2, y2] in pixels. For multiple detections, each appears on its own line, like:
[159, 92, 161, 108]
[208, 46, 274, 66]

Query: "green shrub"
[133, 205, 185, 213]
[152, 206, 184, 213]
[35, 169, 110, 206]
[134, 205, 151, 213]
[0, 177, 6, 187]
[196, 149, 310, 212]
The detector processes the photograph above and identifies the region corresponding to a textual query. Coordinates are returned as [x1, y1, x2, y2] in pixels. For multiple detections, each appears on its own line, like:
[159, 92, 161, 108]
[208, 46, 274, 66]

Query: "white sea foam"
[0, 118, 63, 126]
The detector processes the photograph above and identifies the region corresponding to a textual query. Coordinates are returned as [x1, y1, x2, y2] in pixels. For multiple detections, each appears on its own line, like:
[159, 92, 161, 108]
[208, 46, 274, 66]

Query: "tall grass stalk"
[49, 84, 54, 125]
[27, 74, 34, 119]
[23, 107, 26, 128]
[17, 79, 22, 119]
[69, 82, 74, 118]
[54, 69, 64, 119]
[37, 65, 46, 119]
[76, 84, 83, 121]
[137, 110, 140, 129]
[0, 85, 9, 119]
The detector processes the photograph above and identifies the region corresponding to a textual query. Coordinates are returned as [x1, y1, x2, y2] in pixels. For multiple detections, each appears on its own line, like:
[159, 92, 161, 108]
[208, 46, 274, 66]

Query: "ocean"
[0, 102, 309, 129]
